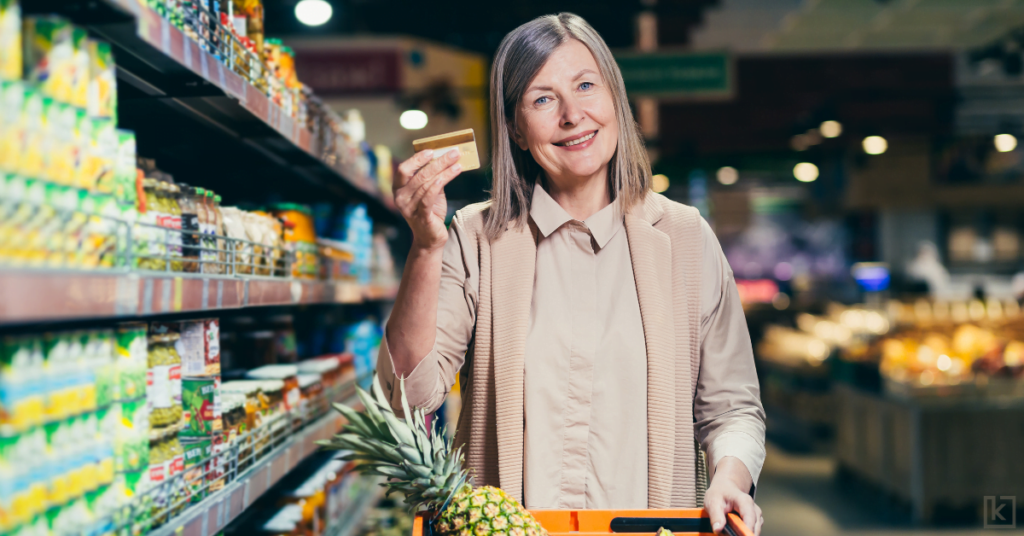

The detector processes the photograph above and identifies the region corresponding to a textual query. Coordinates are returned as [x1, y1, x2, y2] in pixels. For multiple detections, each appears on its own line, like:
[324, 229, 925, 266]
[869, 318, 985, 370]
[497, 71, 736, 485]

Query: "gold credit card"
[412, 128, 480, 171]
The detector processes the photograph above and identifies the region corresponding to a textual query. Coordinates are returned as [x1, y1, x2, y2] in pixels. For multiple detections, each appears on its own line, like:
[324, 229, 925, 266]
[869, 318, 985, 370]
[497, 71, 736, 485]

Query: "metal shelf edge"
[0, 271, 398, 324]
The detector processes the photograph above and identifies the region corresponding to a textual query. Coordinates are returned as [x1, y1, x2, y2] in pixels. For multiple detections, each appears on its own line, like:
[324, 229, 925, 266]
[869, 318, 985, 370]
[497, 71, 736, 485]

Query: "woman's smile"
[554, 130, 598, 150]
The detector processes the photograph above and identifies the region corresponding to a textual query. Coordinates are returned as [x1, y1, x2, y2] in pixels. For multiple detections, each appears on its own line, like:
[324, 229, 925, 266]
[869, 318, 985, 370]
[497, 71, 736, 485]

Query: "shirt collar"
[529, 182, 624, 250]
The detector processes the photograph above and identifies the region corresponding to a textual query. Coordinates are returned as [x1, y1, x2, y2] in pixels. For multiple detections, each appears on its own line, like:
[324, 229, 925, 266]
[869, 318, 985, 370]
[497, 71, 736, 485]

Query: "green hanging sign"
[615, 52, 733, 99]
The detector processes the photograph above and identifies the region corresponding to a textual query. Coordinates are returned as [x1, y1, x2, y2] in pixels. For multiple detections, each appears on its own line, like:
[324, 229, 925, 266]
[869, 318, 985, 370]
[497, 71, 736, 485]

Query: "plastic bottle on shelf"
[165, 182, 184, 272]
[195, 187, 212, 274]
[180, 185, 200, 273]
[206, 191, 225, 274]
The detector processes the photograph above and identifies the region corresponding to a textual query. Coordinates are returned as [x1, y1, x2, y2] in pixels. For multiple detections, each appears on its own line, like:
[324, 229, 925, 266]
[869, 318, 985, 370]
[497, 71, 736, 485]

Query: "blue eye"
[580, 82, 593, 90]
[535, 96, 549, 105]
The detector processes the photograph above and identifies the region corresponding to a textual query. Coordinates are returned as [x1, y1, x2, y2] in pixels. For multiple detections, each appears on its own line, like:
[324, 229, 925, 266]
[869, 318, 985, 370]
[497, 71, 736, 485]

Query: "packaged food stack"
[296, 354, 349, 397]
[219, 380, 267, 470]
[0, 329, 123, 535]
[176, 318, 225, 503]
[146, 323, 186, 524]
[113, 322, 151, 530]
[219, 205, 287, 276]
[271, 203, 319, 279]
[0, 7, 137, 270]
[296, 374, 323, 419]
[246, 365, 301, 425]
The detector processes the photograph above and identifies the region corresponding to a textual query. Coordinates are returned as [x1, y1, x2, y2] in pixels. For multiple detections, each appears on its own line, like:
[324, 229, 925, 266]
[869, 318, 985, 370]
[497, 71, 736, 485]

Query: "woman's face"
[515, 40, 619, 187]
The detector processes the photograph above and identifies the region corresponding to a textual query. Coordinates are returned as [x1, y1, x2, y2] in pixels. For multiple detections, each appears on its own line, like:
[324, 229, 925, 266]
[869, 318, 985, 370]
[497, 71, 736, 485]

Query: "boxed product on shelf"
[22, 16, 74, 102]
[296, 354, 350, 390]
[86, 38, 116, 120]
[246, 364, 300, 413]
[117, 397, 149, 472]
[181, 376, 222, 438]
[179, 318, 222, 377]
[115, 322, 148, 401]
[182, 435, 212, 504]
[0, 0, 20, 82]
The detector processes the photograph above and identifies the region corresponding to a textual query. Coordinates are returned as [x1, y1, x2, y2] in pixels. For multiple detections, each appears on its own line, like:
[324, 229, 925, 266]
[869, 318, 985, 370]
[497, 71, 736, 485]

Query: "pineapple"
[319, 375, 547, 536]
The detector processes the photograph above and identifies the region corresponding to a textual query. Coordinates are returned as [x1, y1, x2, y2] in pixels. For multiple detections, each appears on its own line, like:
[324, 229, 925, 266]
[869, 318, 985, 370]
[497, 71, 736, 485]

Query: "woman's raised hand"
[394, 149, 463, 252]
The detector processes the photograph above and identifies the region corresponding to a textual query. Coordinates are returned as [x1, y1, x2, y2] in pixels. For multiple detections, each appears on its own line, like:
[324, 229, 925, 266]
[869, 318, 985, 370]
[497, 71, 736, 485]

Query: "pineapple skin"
[433, 486, 547, 536]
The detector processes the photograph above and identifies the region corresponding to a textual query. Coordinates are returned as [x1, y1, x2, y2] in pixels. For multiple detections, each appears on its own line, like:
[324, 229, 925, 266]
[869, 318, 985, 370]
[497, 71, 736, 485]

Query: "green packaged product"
[114, 130, 136, 206]
[115, 397, 149, 472]
[88, 117, 117, 193]
[85, 330, 116, 407]
[121, 469, 154, 532]
[85, 483, 119, 533]
[181, 437, 211, 503]
[70, 26, 89, 109]
[87, 39, 117, 120]
[181, 377, 222, 438]
[114, 323, 147, 401]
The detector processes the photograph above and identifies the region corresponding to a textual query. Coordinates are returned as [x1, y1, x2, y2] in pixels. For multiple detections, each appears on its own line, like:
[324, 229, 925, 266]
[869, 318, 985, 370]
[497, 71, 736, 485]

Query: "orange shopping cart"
[412, 509, 754, 536]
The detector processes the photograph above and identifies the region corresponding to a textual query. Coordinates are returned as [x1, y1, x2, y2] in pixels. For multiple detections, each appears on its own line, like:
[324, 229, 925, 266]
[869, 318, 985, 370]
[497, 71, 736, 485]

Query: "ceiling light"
[793, 162, 819, 182]
[820, 120, 842, 138]
[716, 166, 738, 185]
[652, 173, 670, 193]
[400, 110, 428, 130]
[995, 133, 1018, 152]
[862, 135, 888, 155]
[295, 0, 333, 26]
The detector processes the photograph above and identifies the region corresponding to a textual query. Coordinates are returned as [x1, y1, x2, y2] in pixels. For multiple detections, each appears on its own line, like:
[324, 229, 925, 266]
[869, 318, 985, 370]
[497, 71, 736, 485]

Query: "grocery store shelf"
[25, 0, 399, 222]
[148, 392, 361, 536]
[0, 270, 399, 324]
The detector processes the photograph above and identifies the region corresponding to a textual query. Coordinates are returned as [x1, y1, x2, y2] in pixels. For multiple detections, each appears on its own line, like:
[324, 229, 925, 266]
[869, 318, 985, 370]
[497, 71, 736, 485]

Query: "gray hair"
[485, 12, 651, 240]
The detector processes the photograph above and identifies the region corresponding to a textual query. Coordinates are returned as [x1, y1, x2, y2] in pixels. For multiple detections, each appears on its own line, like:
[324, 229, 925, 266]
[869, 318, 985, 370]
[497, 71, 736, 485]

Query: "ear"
[508, 117, 529, 151]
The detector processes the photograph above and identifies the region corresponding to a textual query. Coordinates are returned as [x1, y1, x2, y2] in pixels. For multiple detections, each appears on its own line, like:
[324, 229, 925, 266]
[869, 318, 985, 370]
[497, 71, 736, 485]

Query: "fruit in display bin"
[321, 376, 548, 536]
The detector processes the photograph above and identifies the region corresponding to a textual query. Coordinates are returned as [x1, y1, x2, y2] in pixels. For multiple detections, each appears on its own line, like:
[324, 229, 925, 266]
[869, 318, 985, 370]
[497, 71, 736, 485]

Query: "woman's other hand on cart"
[704, 456, 763, 535]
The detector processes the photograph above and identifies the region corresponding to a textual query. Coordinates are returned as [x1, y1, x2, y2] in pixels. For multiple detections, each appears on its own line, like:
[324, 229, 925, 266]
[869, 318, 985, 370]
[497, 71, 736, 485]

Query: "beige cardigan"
[381, 192, 750, 508]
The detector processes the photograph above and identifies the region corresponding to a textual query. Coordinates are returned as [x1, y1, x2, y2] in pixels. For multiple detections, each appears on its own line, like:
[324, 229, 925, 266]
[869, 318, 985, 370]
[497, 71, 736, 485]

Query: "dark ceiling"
[264, 0, 715, 55]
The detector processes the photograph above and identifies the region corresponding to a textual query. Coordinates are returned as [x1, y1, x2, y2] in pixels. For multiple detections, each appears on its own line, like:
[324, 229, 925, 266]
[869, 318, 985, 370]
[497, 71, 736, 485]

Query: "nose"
[560, 96, 585, 127]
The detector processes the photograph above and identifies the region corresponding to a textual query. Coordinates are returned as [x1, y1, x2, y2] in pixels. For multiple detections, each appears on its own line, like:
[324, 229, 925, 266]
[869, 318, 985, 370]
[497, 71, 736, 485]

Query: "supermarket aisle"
[757, 444, 991, 536]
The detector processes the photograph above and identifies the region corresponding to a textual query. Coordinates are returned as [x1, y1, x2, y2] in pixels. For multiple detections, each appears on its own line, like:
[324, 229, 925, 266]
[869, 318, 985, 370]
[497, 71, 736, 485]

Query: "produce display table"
[835, 384, 1024, 523]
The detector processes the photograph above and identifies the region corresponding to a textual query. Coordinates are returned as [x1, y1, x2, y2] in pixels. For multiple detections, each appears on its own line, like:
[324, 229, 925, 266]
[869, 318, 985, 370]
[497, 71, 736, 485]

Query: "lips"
[554, 130, 598, 147]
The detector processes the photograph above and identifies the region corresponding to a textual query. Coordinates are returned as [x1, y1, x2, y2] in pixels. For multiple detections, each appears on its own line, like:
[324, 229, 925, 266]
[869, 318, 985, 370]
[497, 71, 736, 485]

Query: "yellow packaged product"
[16, 89, 44, 179]
[0, 0, 20, 82]
[87, 40, 116, 120]
[70, 27, 90, 109]
[23, 16, 75, 103]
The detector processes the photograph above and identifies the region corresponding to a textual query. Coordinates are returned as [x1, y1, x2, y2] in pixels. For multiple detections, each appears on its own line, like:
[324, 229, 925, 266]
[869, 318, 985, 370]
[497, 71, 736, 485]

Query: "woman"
[378, 13, 766, 535]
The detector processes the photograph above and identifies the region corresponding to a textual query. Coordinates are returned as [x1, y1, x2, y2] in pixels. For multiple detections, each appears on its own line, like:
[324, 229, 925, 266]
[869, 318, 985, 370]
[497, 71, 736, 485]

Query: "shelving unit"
[24, 0, 399, 222]
[3, 2, 401, 534]
[0, 270, 398, 324]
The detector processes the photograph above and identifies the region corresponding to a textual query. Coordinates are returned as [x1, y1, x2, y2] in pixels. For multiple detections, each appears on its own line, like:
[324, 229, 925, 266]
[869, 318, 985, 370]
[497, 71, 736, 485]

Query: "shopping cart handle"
[610, 517, 714, 532]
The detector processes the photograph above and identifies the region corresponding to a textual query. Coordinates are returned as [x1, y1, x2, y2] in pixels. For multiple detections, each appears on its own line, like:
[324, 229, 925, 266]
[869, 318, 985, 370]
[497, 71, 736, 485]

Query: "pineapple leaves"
[322, 373, 470, 516]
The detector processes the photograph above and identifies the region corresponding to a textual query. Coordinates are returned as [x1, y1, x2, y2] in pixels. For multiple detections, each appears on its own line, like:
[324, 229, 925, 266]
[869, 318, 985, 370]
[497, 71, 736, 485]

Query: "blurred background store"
[2, 0, 1024, 535]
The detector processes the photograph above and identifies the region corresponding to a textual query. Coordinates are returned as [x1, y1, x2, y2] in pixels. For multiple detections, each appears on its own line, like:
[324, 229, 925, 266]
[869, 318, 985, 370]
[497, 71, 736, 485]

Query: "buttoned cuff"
[375, 330, 444, 414]
[707, 431, 766, 491]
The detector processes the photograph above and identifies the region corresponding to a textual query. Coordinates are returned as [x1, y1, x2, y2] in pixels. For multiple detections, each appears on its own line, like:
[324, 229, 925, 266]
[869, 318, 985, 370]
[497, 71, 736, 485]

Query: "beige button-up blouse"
[380, 183, 765, 509]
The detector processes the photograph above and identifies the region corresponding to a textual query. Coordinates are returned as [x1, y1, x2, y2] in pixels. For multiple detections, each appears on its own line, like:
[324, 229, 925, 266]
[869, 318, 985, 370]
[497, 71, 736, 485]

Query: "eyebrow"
[525, 69, 600, 94]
